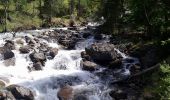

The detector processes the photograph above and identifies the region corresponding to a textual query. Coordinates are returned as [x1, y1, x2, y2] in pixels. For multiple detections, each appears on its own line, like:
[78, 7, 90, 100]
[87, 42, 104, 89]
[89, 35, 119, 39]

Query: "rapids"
[0, 26, 139, 100]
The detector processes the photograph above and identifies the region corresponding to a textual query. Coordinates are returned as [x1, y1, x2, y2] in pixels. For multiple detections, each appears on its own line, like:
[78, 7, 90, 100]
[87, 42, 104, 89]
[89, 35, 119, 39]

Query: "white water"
[0, 27, 139, 100]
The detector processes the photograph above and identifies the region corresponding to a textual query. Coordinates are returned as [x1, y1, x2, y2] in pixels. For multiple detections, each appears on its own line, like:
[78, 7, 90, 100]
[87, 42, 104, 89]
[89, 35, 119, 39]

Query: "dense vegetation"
[0, 0, 170, 99]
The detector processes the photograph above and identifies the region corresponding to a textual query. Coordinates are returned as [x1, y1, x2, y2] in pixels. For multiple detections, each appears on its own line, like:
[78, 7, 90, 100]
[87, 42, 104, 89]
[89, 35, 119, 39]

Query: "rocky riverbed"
[0, 24, 142, 100]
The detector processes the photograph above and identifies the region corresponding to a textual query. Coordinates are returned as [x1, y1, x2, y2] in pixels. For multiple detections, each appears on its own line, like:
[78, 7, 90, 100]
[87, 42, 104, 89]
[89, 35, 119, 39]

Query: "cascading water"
[0, 26, 139, 100]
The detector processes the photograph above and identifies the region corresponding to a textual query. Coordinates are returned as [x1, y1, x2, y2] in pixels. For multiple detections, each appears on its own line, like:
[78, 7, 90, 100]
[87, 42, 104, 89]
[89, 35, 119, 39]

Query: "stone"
[49, 48, 58, 59]
[108, 59, 122, 69]
[6, 85, 35, 100]
[19, 46, 30, 54]
[15, 38, 25, 45]
[85, 43, 122, 63]
[3, 50, 15, 60]
[81, 61, 97, 71]
[81, 51, 90, 61]
[33, 62, 42, 71]
[4, 40, 15, 50]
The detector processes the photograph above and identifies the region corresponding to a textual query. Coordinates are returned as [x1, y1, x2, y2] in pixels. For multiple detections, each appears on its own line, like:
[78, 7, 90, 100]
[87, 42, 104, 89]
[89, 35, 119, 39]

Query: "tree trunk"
[70, 0, 74, 20]
[4, 1, 8, 32]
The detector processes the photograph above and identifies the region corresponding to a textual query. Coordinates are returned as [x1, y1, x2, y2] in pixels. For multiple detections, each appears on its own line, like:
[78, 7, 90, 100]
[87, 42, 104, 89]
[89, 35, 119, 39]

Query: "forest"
[0, 0, 170, 100]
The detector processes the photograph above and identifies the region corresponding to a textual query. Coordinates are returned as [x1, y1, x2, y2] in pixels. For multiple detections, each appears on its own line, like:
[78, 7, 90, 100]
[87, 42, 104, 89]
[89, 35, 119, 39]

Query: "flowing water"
[0, 26, 139, 100]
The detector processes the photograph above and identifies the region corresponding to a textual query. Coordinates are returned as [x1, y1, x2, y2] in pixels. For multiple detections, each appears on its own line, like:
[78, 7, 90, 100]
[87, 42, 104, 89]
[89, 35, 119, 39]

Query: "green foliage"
[144, 62, 170, 100]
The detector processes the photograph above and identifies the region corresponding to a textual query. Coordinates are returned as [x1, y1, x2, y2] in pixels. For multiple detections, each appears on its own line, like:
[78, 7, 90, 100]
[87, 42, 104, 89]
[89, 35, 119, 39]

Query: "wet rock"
[130, 64, 141, 74]
[19, 46, 30, 54]
[3, 50, 15, 60]
[85, 43, 122, 63]
[59, 40, 77, 49]
[39, 43, 49, 52]
[33, 62, 43, 71]
[6, 85, 35, 100]
[81, 61, 97, 71]
[15, 38, 25, 45]
[29, 52, 46, 66]
[4, 40, 15, 50]
[0, 90, 16, 100]
[108, 59, 122, 69]
[49, 48, 58, 59]
[33, 53, 46, 61]
[109, 89, 127, 100]
[28, 40, 36, 47]
[81, 51, 91, 61]
[58, 85, 73, 100]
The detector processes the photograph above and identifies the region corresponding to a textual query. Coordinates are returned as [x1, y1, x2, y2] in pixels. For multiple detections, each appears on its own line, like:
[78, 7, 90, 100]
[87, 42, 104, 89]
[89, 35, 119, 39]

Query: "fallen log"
[111, 63, 160, 84]
[130, 63, 160, 78]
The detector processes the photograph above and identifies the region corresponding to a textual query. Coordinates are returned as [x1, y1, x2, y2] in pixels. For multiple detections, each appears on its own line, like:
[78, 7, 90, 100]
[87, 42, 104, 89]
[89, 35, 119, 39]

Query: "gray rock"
[81, 61, 97, 71]
[6, 85, 35, 100]
[85, 43, 122, 63]
[19, 46, 30, 54]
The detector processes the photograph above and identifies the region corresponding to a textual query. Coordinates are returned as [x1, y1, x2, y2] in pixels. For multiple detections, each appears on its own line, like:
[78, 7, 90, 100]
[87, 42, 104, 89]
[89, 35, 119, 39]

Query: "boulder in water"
[81, 60, 97, 71]
[3, 50, 15, 60]
[33, 62, 43, 71]
[4, 40, 15, 50]
[30, 52, 46, 66]
[108, 59, 122, 69]
[15, 38, 25, 45]
[33, 53, 46, 61]
[19, 46, 30, 54]
[81, 51, 91, 61]
[57, 85, 73, 100]
[85, 43, 122, 63]
[49, 48, 58, 59]
[6, 85, 35, 100]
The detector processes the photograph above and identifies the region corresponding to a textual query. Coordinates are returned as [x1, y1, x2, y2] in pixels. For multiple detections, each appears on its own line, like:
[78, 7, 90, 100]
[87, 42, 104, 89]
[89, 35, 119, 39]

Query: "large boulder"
[19, 46, 30, 54]
[57, 85, 73, 100]
[85, 43, 122, 63]
[6, 85, 35, 100]
[81, 61, 97, 71]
